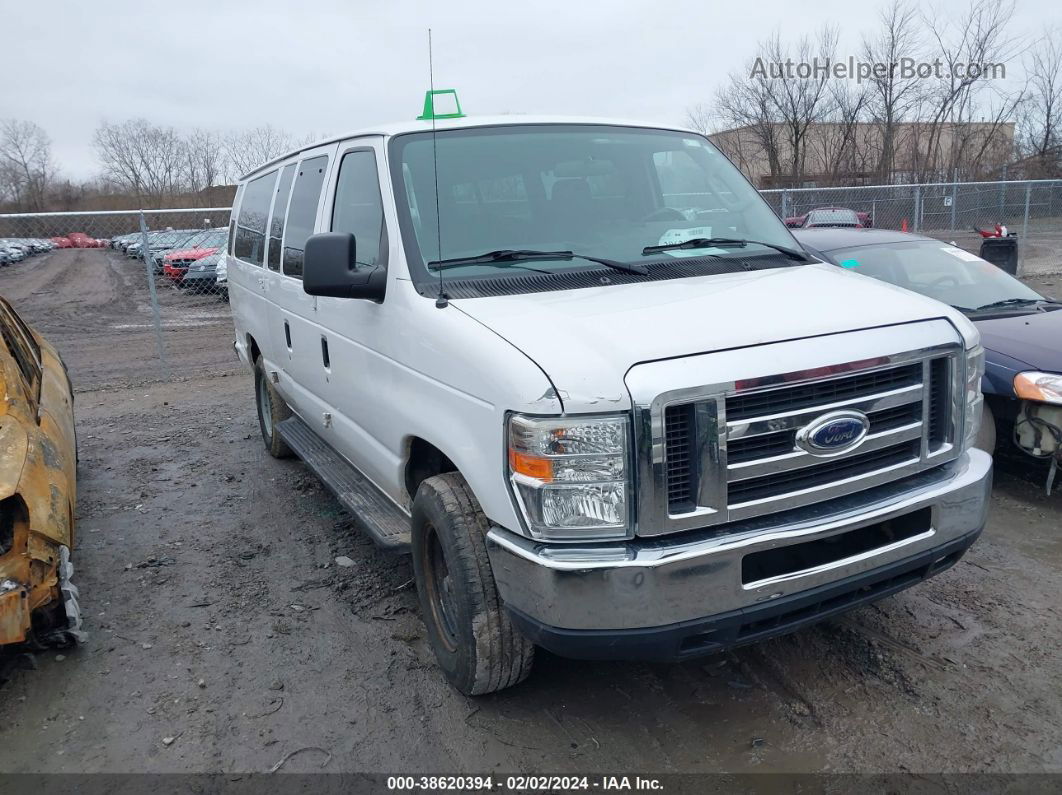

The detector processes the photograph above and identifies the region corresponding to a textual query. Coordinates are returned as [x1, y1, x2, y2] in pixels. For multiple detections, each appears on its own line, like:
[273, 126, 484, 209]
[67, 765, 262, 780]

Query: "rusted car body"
[0, 295, 82, 647]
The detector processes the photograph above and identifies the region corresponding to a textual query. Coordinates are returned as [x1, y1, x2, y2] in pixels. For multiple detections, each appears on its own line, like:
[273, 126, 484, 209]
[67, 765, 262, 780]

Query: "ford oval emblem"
[796, 410, 870, 456]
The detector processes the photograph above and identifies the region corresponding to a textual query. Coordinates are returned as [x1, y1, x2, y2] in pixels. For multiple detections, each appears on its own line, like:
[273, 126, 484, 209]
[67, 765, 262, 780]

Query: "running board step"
[276, 416, 410, 551]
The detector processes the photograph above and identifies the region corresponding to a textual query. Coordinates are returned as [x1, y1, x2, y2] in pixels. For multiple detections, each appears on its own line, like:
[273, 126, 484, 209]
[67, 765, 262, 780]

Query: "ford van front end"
[484, 321, 991, 659]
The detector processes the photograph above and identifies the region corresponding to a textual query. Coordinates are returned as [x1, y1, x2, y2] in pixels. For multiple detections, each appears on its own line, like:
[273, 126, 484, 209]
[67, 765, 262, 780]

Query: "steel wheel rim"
[424, 524, 459, 652]
[259, 378, 273, 439]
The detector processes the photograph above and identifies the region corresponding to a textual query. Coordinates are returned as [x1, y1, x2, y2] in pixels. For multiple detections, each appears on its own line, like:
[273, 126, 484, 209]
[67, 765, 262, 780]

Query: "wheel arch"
[404, 436, 458, 505]
[246, 333, 261, 364]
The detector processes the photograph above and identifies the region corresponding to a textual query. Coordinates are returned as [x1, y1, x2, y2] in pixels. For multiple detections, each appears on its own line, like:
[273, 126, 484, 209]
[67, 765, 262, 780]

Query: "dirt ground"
[0, 248, 1060, 775]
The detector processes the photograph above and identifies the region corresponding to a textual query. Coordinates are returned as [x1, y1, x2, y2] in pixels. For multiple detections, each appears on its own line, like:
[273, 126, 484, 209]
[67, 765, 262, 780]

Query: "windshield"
[188, 228, 226, 248]
[806, 208, 859, 227]
[389, 125, 797, 287]
[828, 240, 1045, 313]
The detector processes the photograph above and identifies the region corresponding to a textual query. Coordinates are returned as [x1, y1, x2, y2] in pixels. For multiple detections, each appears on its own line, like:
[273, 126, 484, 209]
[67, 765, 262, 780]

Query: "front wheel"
[411, 473, 534, 695]
[254, 358, 293, 458]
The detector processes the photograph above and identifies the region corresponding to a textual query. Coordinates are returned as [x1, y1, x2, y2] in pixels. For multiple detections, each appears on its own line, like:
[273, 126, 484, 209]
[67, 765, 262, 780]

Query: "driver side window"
[331, 150, 387, 268]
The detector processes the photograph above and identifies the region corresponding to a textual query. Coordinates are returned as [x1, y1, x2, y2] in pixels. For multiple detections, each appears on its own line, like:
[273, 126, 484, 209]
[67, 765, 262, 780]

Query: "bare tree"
[94, 119, 187, 204]
[0, 119, 53, 211]
[708, 27, 838, 187]
[814, 78, 873, 184]
[711, 75, 786, 183]
[684, 103, 713, 135]
[916, 0, 1025, 180]
[1018, 28, 1062, 175]
[861, 0, 924, 181]
[223, 125, 297, 179]
[767, 27, 839, 184]
[183, 128, 225, 193]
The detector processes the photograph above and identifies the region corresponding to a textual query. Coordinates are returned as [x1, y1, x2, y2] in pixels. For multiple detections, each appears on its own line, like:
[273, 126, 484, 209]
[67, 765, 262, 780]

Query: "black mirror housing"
[303, 232, 386, 301]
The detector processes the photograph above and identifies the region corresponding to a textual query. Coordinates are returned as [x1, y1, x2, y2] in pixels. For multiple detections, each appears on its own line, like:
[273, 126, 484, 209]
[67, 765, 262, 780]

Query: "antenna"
[427, 29, 447, 309]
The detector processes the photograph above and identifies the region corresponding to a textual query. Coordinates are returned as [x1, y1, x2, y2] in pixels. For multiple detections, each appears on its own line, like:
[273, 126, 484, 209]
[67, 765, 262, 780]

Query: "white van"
[227, 115, 992, 695]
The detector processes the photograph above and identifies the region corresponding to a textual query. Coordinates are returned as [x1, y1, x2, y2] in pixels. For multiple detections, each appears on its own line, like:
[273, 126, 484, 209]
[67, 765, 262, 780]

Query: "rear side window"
[267, 164, 296, 271]
[331, 150, 386, 268]
[233, 171, 277, 266]
[283, 156, 329, 279]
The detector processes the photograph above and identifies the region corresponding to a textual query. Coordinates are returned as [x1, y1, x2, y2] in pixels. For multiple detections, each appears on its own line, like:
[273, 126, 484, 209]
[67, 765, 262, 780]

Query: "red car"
[785, 207, 871, 229]
[66, 232, 96, 248]
[51, 237, 73, 248]
[161, 228, 228, 284]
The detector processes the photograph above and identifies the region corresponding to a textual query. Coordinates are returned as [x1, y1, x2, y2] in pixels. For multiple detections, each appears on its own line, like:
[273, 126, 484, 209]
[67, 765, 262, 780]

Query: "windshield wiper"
[428, 249, 648, 275]
[641, 237, 810, 262]
[973, 297, 1055, 311]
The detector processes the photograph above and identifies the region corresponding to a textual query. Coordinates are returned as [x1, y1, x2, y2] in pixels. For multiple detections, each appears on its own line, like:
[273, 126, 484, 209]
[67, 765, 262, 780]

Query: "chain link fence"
[0, 208, 234, 388]
[1, 178, 1060, 385]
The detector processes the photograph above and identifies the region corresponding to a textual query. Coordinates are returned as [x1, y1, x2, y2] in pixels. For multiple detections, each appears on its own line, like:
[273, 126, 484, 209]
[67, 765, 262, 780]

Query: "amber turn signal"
[508, 450, 553, 481]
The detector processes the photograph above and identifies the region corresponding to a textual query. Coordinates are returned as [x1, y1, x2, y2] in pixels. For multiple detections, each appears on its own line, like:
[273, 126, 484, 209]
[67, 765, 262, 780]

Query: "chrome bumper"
[486, 448, 992, 632]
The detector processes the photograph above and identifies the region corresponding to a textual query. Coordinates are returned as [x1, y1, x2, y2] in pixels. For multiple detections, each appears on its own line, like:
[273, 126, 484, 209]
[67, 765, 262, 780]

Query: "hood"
[975, 308, 1062, 374]
[453, 261, 972, 410]
[165, 246, 218, 262]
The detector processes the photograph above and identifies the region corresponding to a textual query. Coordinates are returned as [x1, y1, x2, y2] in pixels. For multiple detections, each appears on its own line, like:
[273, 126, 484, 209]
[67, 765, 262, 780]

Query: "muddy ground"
[0, 248, 1059, 775]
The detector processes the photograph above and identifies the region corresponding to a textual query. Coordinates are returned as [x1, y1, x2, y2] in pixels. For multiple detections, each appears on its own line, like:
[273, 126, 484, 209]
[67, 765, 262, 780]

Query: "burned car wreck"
[0, 295, 83, 648]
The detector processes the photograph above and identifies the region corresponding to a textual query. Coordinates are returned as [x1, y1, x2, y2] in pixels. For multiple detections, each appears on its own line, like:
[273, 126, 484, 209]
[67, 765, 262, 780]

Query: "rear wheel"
[411, 473, 534, 695]
[254, 358, 293, 458]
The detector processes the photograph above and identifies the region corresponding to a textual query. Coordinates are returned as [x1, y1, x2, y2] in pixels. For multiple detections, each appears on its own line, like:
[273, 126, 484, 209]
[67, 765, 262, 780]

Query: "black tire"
[411, 473, 534, 695]
[254, 358, 293, 458]
[975, 401, 997, 455]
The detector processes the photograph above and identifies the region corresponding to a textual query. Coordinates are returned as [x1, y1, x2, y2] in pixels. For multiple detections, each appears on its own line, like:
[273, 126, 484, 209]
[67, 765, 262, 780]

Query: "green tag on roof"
[417, 89, 465, 120]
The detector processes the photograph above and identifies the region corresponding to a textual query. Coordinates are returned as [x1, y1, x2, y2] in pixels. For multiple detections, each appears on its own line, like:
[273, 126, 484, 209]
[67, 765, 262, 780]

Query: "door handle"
[320, 336, 330, 369]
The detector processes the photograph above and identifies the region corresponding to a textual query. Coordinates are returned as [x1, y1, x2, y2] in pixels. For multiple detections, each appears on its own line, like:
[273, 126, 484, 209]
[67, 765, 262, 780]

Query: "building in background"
[709, 121, 1015, 188]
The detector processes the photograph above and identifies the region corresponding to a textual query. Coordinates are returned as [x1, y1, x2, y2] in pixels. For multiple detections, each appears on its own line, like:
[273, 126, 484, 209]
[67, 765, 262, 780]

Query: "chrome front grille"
[664, 403, 695, 510]
[650, 347, 963, 535]
[725, 363, 923, 421]
[726, 439, 922, 506]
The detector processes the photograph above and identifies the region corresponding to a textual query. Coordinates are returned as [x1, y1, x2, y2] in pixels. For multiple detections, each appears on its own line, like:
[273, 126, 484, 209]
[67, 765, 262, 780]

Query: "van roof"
[241, 115, 702, 180]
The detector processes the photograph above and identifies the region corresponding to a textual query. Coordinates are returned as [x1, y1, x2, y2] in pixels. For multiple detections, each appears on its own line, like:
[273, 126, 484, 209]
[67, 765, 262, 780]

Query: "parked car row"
[160, 227, 228, 280]
[1, 237, 56, 266]
[107, 227, 230, 300]
[46, 233, 108, 248]
[109, 228, 226, 275]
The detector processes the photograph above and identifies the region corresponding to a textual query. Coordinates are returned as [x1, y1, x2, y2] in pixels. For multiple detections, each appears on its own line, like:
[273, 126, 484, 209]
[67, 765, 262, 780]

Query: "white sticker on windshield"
[940, 246, 982, 262]
[662, 248, 730, 258]
[658, 226, 712, 246]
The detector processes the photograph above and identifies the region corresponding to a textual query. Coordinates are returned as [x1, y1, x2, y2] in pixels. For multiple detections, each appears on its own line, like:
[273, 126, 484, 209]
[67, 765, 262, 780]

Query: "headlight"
[1014, 371, 1062, 405]
[506, 413, 631, 541]
[963, 346, 985, 451]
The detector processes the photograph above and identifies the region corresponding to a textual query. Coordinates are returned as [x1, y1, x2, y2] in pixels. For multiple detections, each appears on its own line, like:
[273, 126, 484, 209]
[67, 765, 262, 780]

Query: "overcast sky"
[1, 0, 1055, 179]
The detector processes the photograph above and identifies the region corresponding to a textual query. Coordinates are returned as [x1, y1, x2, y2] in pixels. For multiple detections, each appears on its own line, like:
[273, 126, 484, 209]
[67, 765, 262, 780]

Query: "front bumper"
[486, 448, 992, 659]
[181, 270, 218, 285]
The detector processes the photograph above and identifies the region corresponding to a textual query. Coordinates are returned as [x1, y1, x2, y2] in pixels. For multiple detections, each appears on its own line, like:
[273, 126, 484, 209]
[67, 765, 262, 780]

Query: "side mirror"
[303, 232, 386, 301]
